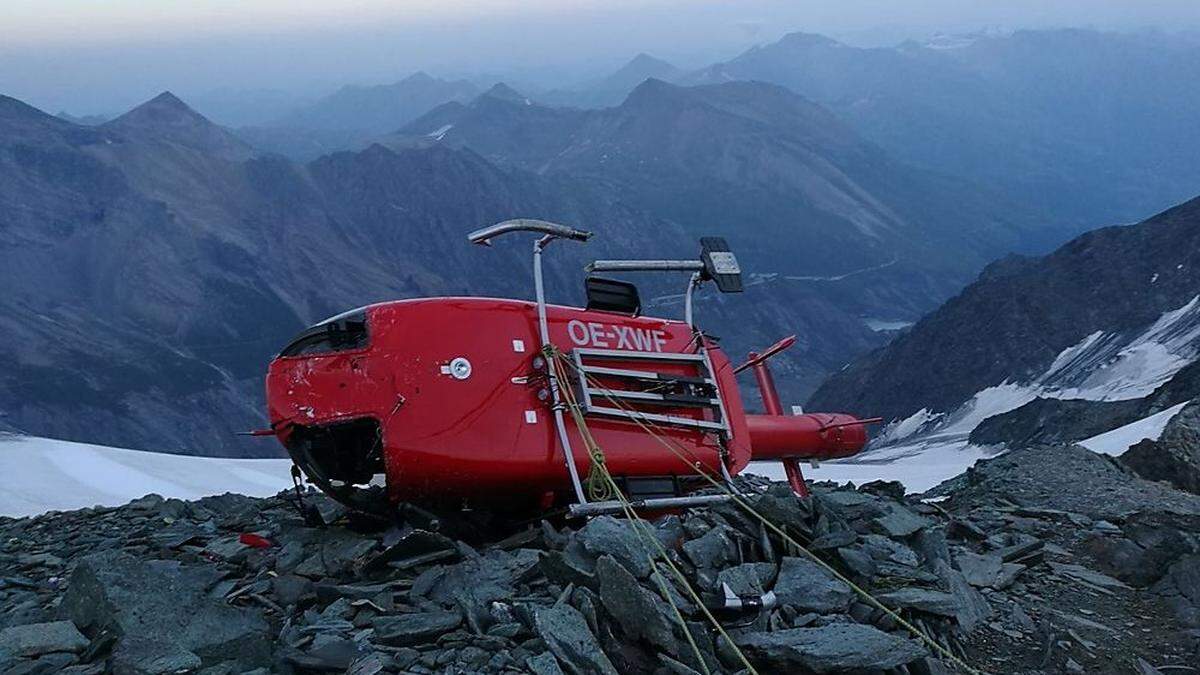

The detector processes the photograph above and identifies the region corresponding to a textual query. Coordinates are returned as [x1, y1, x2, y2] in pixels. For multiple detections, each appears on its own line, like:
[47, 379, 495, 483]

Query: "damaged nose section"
[266, 309, 394, 515]
[284, 418, 390, 515]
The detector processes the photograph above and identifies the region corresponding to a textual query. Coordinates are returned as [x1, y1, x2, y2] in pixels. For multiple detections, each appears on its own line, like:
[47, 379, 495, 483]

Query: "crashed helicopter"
[262, 219, 875, 520]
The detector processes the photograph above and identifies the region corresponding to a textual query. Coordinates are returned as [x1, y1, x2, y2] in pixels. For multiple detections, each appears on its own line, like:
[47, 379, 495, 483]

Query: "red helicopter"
[263, 220, 874, 519]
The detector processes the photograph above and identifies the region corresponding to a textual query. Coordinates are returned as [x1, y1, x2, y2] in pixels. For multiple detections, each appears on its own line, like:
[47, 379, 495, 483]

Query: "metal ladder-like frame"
[467, 219, 738, 518]
[570, 348, 731, 434]
[565, 344, 740, 517]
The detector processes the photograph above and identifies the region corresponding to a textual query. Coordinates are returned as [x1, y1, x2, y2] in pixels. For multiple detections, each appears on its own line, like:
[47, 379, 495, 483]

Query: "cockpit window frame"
[277, 310, 371, 358]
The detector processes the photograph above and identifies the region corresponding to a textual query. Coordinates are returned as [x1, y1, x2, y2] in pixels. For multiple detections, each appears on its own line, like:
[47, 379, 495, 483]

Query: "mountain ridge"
[809, 195, 1200, 422]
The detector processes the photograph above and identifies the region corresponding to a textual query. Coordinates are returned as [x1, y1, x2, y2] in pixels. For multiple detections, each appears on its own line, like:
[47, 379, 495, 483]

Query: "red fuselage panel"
[267, 298, 752, 503]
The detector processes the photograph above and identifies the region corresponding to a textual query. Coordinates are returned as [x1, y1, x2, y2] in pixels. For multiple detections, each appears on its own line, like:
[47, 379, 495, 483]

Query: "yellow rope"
[554, 346, 983, 675]
[550, 350, 755, 674]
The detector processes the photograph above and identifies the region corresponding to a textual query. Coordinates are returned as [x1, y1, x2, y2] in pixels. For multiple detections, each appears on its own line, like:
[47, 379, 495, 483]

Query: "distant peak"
[776, 32, 842, 49]
[400, 71, 437, 85]
[480, 83, 530, 105]
[111, 91, 210, 127]
[105, 91, 251, 158]
[147, 91, 189, 109]
[628, 52, 670, 68]
[623, 77, 683, 101]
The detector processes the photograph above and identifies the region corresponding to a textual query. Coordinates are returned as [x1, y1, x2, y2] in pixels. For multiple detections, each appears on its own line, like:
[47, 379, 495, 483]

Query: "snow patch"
[426, 124, 454, 141]
[0, 434, 293, 518]
[938, 382, 1040, 436]
[1079, 401, 1189, 456]
[749, 435, 996, 494]
[1039, 296, 1200, 401]
[875, 408, 939, 444]
[863, 317, 914, 332]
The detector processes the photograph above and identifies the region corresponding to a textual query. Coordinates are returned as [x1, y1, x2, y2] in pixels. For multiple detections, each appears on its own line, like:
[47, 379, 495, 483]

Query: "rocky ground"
[1, 444, 1199, 674]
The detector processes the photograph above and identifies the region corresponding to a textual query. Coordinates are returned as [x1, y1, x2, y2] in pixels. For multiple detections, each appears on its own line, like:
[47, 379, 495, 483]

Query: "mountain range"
[686, 29, 1200, 230]
[0, 91, 696, 455]
[7, 27, 1200, 460]
[210, 29, 1200, 239]
[0, 77, 1051, 455]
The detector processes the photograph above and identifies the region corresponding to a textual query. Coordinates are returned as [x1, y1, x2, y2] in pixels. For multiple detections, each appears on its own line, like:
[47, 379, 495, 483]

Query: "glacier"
[0, 433, 293, 518]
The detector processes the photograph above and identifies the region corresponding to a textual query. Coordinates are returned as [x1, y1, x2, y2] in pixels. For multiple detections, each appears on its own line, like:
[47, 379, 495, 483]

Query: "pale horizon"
[2, 0, 1198, 117]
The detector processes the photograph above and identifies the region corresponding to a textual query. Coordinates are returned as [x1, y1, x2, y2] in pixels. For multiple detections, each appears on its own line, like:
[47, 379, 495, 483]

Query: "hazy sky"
[3, 0, 1198, 117]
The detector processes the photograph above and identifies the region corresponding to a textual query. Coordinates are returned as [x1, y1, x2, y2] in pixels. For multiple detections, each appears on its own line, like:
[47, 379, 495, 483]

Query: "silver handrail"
[468, 218, 592, 246]
[468, 218, 593, 505]
[587, 259, 705, 273]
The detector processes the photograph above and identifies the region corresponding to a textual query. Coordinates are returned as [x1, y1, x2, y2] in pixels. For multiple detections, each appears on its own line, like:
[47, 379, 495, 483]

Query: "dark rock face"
[1121, 400, 1200, 494]
[970, 397, 1145, 447]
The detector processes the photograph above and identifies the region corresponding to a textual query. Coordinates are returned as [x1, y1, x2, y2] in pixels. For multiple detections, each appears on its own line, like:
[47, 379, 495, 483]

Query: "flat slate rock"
[876, 588, 960, 617]
[578, 516, 654, 578]
[0, 621, 88, 657]
[595, 555, 676, 654]
[60, 551, 269, 668]
[372, 611, 461, 646]
[875, 505, 933, 538]
[736, 624, 926, 673]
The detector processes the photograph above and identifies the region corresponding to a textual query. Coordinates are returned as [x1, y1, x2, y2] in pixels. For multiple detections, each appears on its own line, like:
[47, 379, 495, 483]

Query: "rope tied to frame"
[549, 345, 983, 674]
[542, 345, 613, 501]
[547, 347, 757, 675]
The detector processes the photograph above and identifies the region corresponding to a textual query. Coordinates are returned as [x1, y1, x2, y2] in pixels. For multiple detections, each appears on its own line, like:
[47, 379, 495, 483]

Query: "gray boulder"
[578, 517, 654, 578]
[736, 624, 925, 673]
[876, 588, 960, 617]
[773, 557, 852, 613]
[955, 551, 1024, 589]
[681, 526, 736, 571]
[595, 556, 676, 654]
[527, 651, 567, 675]
[874, 505, 932, 538]
[715, 562, 776, 596]
[534, 603, 618, 675]
[110, 637, 202, 675]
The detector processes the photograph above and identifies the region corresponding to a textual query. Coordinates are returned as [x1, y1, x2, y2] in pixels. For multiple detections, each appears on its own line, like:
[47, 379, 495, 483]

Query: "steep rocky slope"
[810, 196, 1200, 423]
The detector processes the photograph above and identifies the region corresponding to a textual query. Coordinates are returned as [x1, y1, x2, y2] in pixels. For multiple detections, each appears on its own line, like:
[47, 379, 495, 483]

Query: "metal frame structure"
[471, 219, 744, 517]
